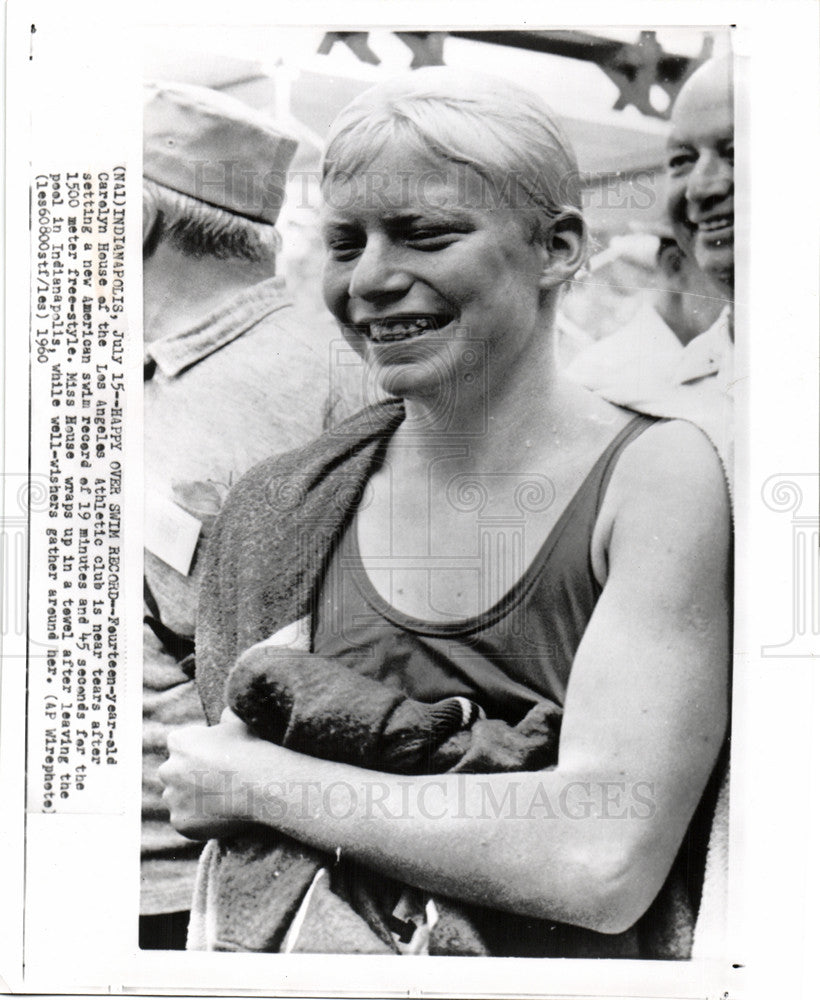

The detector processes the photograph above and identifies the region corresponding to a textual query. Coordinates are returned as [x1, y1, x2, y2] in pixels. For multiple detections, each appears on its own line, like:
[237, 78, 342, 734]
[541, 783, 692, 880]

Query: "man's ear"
[538, 211, 588, 290]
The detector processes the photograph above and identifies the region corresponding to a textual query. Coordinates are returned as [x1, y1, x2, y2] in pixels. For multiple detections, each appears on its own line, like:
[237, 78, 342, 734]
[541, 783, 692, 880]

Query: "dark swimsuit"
[312, 412, 724, 958]
[315, 414, 653, 714]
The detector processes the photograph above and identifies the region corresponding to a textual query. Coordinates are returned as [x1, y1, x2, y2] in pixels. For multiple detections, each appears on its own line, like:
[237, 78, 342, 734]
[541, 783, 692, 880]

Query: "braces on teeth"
[368, 317, 434, 342]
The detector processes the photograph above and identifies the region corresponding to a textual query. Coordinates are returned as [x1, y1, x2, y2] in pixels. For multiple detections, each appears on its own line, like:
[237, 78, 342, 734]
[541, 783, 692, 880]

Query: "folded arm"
[162, 421, 730, 934]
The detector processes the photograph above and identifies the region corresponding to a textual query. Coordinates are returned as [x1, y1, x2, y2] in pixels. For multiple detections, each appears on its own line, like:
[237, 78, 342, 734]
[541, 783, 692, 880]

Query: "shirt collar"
[673, 307, 733, 385]
[146, 275, 290, 378]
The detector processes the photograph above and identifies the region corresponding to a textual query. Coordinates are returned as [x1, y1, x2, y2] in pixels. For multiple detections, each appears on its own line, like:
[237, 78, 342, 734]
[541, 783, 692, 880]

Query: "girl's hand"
[158, 707, 263, 840]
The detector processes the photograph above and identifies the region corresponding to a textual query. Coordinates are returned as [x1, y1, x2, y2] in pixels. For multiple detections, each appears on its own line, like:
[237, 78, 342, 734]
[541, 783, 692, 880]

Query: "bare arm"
[161, 421, 730, 934]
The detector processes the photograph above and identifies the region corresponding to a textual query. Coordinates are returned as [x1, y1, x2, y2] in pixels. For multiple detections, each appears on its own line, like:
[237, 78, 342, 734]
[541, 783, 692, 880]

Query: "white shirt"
[566, 306, 734, 491]
[563, 300, 686, 407]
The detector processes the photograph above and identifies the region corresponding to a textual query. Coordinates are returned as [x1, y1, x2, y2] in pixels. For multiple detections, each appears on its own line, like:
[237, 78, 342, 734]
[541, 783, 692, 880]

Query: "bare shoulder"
[592, 418, 731, 582]
[612, 417, 728, 510]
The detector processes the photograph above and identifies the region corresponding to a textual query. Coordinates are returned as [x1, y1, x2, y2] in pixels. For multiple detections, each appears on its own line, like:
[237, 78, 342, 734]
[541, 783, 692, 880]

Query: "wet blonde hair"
[323, 68, 585, 251]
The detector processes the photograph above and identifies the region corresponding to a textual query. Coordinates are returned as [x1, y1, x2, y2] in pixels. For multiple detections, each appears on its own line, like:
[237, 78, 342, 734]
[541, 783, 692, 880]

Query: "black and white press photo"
[6, 5, 820, 999]
[142, 25, 733, 962]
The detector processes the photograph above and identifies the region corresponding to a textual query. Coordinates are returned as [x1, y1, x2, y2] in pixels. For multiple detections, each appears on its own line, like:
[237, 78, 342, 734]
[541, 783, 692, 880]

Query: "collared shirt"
[142, 274, 359, 916]
[563, 299, 685, 407]
[146, 275, 288, 377]
[658, 310, 735, 491]
[671, 307, 734, 390]
[566, 306, 734, 490]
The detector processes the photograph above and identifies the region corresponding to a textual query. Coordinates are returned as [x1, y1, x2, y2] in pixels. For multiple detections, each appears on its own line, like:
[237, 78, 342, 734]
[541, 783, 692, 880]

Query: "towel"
[197, 635, 562, 953]
[228, 645, 562, 775]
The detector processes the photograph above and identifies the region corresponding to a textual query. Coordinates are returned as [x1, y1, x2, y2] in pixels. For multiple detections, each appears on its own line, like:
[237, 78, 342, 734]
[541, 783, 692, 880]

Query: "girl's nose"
[348, 235, 413, 302]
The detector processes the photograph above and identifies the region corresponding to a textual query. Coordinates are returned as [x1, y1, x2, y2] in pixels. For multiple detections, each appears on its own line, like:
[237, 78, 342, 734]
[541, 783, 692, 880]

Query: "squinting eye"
[326, 241, 363, 262]
[406, 230, 459, 249]
[667, 152, 694, 173]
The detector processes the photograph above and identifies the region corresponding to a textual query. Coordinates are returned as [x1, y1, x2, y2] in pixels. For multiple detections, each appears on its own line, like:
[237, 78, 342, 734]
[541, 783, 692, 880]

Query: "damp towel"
[228, 644, 563, 776]
[194, 636, 562, 954]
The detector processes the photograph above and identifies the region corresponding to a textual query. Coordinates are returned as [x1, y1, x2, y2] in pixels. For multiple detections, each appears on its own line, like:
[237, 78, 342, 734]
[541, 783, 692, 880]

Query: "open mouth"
[696, 214, 733, 244]
[353, 315, 454, 344]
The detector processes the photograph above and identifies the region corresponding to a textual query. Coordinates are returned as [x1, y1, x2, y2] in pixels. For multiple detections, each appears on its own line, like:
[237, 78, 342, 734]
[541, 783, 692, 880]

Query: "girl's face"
[321, 141, 551, 401]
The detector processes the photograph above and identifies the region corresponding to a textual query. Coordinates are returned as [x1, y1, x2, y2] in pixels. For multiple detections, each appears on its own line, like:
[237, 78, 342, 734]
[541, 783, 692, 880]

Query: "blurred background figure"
[140, 82, 348, 950]
[666, 56, 734, 304]
[558, 232, 661, 355]
[661, 55, 735, 446]
[564, 55, 735, 484]
[626, 56, 735, 478]
[561, 228, 723, 402]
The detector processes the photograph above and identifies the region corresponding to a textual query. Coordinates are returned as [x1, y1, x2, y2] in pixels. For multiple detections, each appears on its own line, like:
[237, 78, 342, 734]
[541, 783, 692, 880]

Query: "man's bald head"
[666, 57, 734, 297]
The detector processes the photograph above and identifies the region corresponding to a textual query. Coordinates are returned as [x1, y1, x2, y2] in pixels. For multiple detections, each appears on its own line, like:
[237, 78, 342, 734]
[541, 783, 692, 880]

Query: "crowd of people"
[141, 54, 735, 958]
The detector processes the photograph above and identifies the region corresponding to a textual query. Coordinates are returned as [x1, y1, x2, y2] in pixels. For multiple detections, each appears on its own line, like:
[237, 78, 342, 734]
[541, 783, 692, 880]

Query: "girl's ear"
[537, 211, 588, 290]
